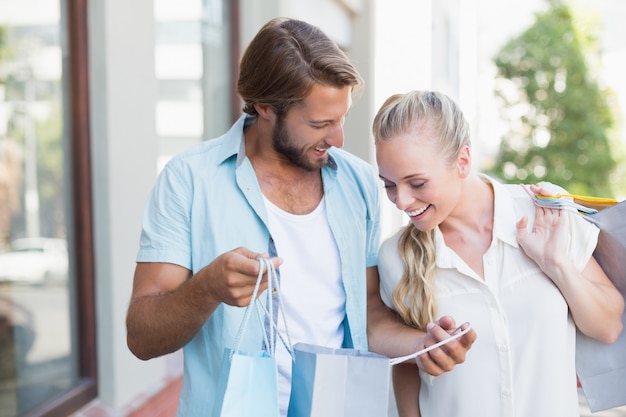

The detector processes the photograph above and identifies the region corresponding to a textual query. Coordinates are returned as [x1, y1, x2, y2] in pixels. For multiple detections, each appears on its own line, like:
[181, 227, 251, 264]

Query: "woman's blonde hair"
[372, 90, 471, 330]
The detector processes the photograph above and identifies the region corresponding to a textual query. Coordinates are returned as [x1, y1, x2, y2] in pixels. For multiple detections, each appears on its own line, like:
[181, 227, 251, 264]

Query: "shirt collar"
[485, 174, 519, 249]
[434, 174, 520, 268]
[212, 114, 252, 167]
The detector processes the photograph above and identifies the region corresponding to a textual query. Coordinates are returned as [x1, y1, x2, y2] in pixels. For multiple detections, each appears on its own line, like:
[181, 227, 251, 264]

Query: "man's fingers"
[228, 247, 282, 276]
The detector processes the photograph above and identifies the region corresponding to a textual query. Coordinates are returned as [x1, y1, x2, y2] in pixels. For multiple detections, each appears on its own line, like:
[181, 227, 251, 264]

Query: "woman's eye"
[410, 182, 425, 189]
[383, 183, 396, 189]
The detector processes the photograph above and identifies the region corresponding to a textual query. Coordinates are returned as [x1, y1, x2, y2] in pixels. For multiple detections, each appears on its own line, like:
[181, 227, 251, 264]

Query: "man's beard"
[272, 115, 328, 172]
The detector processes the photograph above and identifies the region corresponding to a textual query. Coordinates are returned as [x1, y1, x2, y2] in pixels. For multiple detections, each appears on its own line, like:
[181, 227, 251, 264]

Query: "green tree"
[1, 28, 66, 240]
[490, 0, 621, 197]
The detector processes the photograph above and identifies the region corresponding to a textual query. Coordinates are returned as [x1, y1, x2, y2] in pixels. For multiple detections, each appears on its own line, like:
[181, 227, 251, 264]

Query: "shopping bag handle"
[389, 323, 472, 366]
[253, 258, 294, 358]
[520, 183, 618, 223]
[230, 257, 269, 357]
[230, 257, 294, 359]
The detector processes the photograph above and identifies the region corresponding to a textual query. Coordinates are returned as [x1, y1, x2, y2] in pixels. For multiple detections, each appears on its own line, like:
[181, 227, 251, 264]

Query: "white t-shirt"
[378, 176, 598, 417]
[263, 196, 345, 416]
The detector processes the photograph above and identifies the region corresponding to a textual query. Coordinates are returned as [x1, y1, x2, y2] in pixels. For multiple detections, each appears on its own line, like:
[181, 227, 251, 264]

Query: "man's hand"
[196, 247, 282, 307]
[127, 247, 281, 360]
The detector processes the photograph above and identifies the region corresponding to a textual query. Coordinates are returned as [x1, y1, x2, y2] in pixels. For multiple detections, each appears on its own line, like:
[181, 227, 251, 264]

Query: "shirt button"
[499, 344, 509, 353]
[501, 387, 512, 397]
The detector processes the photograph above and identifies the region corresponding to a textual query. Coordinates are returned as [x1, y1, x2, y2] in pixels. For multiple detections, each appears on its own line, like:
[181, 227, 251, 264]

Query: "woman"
[373, 90, 623, 417]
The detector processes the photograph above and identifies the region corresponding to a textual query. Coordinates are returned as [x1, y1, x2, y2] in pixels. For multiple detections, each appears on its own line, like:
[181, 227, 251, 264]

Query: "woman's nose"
[394, 186, 413, 211]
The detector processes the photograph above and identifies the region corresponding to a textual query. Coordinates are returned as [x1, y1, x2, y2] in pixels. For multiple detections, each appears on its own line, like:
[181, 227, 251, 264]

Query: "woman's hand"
[517, 205, 569, 277]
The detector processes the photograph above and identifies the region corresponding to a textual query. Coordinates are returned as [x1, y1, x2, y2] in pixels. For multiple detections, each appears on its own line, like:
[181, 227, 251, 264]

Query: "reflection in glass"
[0, 0, 76, 415]
[155, 0, 232, 168]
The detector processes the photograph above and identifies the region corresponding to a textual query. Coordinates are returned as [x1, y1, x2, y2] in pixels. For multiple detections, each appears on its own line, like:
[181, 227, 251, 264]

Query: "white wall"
[372, 0, 479, 240]
[373, 0, 433, 240]
[88, 0, 166, 408]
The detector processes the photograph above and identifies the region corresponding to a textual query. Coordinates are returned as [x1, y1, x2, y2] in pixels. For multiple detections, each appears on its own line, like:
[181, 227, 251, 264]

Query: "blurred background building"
[0, 0, 624, 416]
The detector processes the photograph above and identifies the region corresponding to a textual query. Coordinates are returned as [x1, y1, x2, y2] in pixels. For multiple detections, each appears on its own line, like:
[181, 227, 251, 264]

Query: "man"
[126, 17, 475, 417]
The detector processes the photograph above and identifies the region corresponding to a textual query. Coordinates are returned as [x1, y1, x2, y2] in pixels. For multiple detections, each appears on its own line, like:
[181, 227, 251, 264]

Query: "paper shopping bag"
[576, 200, 626, 412]
[212, 257, 287, 417]
[211, 348, 280, 417]
[287, 342, 391, 417]
[590, 200, 626, 294]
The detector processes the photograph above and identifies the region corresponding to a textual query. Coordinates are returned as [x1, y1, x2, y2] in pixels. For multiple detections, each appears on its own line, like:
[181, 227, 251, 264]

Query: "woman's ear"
[457, 145, 472, 178]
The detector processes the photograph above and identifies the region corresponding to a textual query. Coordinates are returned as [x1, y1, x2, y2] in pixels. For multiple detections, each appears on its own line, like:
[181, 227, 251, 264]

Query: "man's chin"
[310, 157, 329, 171]
[296, 155, 328, 172]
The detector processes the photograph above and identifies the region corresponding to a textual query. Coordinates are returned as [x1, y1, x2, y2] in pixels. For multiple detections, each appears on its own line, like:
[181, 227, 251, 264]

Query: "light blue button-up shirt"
[136, 114, 380, 416]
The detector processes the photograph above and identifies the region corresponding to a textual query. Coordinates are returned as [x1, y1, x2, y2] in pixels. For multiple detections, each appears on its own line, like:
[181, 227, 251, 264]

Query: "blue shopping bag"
[212, 348, 280, 417]
[212, 258, 290, 417]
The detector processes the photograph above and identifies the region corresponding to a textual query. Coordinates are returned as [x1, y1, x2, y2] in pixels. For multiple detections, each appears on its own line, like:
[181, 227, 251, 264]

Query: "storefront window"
[0, 1, 81, 415]
[155, 0, 233, 169]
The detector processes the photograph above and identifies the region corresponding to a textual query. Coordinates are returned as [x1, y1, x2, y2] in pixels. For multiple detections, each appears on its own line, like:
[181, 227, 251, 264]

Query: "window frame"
[23, 0, 98, 415]
[229, 0, 241, 123]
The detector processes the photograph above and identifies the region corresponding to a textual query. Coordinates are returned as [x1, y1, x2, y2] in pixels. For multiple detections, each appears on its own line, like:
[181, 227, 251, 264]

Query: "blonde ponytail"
[392, 224, 438, 331]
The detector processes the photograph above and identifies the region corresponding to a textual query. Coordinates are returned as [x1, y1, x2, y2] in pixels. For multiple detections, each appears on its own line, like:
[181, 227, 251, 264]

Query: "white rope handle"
[255, 257, 294, 358]
[230, 256, 269, 357]
[253, 258, 273, 353]
[389, 323, 472, 366]
[231, 257, 294, 359]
